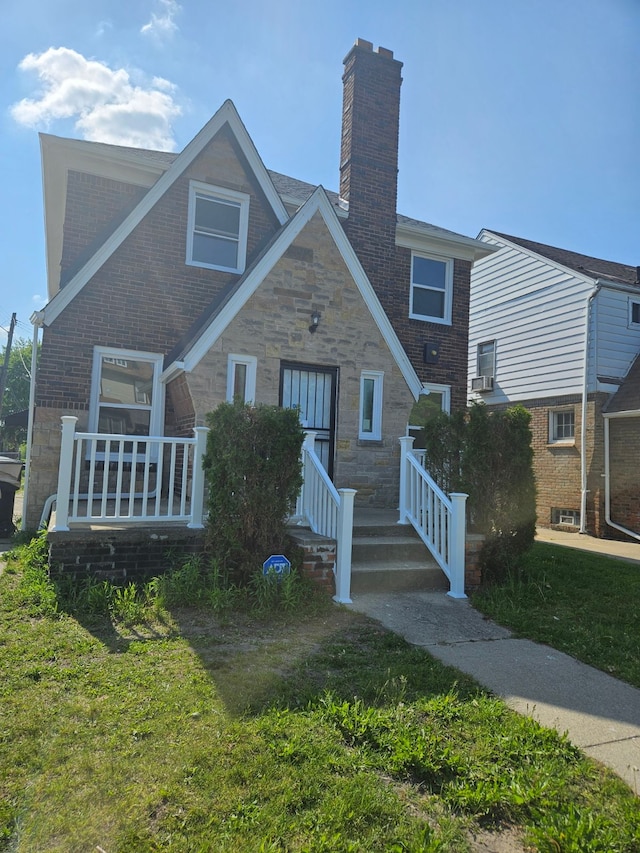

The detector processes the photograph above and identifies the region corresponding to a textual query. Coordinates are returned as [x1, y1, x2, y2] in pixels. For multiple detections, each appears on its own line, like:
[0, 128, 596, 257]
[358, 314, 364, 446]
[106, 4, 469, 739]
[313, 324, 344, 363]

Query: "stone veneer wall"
[186, 211, 416, 508]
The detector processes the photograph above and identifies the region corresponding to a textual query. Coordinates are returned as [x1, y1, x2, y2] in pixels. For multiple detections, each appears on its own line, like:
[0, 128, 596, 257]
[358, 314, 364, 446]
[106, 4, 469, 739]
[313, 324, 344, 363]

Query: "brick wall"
[608, 414, 640, 536]
[339, 40, 471, 414]
[506, 392, 608, 536]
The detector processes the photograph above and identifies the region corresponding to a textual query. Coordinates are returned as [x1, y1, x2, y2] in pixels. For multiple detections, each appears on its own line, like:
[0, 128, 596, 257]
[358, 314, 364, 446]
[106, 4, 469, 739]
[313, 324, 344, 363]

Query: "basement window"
[552, 508, 580, 527]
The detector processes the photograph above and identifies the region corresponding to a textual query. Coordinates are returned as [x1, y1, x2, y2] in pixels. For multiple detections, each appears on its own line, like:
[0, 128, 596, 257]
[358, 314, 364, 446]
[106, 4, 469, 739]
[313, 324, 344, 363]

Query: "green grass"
[1, 543, 639, 851]
[472, 542, 640, 687]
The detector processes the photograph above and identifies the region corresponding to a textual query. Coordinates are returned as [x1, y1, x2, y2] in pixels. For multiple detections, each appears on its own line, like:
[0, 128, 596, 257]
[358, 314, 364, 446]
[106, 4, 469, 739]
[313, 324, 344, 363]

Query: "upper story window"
[477, 341, 496, 379]
[186, 181, 250, 274]
[629, 300, 640, 327]
[409, 252, 453, 325]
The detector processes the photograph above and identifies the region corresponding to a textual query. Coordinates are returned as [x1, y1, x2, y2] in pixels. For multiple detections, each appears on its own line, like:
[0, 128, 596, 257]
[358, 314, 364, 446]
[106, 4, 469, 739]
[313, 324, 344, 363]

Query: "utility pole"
[0, 313, 17, 421]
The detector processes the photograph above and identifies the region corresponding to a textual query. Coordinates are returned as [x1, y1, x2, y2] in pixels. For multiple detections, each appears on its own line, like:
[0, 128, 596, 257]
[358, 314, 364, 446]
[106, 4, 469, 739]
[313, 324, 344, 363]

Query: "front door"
[280, 362, 337, 478]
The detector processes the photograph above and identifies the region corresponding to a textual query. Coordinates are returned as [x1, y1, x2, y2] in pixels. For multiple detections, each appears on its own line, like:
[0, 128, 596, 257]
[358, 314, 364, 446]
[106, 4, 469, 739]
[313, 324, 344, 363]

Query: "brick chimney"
[340, 39, 403, 286]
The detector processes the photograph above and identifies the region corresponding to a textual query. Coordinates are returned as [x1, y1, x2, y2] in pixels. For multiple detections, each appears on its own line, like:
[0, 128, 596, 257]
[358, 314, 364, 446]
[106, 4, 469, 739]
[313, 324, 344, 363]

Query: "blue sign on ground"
[262, 554, 291, 576]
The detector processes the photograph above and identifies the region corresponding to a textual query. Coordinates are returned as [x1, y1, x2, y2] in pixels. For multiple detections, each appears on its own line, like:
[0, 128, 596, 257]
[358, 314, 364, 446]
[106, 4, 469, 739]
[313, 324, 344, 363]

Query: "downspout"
[21, 311, 44, 531]
[579, 283, 600, 533]
[603, 411, 640, 542]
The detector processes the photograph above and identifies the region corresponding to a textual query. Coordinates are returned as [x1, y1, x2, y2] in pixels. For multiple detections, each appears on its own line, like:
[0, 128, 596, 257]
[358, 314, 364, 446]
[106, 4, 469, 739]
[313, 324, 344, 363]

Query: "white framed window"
[629, 299, 640, 327]
[186, 181, 250, 273]
[407, 383, 450, 448]
[226, 354, 257, 404]
[549, 409, 575, 444]
[477, 341, 496, 379]
[89, 347, 164, 459]
[409, 252, 453, 324]
[359, 370, 384, 440]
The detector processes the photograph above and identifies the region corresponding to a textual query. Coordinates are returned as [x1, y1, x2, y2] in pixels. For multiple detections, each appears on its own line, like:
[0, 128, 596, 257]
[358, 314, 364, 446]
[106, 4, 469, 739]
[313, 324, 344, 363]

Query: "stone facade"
[185, 211, 415, 507]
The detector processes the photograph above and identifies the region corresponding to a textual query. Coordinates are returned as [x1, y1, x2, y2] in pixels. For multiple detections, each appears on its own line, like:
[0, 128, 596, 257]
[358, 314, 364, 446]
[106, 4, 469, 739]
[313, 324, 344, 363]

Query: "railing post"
[188, 426, 209, 529]
[447, 492, 468, 599]
[334, 487, 356, 604]
[297, 431, 317, 522]
[398, 435, 415, 524]
[52, 416, 77, 531]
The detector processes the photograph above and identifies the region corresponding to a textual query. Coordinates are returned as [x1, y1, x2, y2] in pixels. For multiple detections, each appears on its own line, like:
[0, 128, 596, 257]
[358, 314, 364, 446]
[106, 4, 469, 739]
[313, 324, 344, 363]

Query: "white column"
[398, 435, 414, 524]
[187, 426, 209, 529]
[334, 487, 356, 604]
[447, 492, 468, 599]
[52, 416, 77, 532]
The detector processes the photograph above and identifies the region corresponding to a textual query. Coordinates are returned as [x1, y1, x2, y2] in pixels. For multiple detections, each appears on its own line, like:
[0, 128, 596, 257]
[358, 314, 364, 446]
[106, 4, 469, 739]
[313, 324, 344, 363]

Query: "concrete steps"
[350, 521, 447, 594]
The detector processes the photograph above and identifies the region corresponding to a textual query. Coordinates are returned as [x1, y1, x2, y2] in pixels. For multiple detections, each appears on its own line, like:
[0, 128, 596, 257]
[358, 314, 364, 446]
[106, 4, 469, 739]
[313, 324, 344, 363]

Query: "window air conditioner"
[471, 376, 494, 392]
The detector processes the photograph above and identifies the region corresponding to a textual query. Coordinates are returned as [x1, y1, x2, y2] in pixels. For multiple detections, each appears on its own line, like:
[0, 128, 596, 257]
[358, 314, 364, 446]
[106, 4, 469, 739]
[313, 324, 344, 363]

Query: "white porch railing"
[53, 416, 209, 531]
[398, 435, 468, 598]
[297, 431, 355, 604]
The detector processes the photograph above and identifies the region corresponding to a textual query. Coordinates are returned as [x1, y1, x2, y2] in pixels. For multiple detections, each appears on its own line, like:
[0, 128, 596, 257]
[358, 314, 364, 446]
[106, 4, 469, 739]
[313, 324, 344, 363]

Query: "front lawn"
[1, 543, 639, 852]
[472, 542, 640, 688]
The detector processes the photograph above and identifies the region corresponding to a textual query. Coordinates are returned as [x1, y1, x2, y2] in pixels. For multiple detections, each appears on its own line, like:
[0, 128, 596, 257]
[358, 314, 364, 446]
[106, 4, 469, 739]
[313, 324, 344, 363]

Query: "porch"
[45, 418, 472, 601]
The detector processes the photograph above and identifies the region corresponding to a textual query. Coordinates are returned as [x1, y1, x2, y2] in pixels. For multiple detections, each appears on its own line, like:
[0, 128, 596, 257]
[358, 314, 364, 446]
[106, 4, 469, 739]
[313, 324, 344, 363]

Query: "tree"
[0, 337, 39, 452]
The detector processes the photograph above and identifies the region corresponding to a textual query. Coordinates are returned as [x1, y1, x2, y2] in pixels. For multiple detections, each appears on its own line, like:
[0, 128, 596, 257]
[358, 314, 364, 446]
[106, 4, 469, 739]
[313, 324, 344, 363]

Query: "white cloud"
[10, 47, 182, 150]
[141, 0, 181, 40]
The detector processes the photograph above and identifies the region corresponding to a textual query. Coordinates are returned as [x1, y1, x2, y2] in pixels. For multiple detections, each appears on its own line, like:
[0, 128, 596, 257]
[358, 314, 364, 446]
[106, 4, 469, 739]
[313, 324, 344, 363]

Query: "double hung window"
[409, 252, 453, 324]
[90, 348, 163, 458]
[187, 181, 249, 273]
[549, 409, 575, 444]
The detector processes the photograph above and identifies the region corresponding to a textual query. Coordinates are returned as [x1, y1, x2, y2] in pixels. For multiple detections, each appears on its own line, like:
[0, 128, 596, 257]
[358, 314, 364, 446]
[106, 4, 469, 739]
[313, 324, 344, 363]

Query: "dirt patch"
[468, 826, 533, 852]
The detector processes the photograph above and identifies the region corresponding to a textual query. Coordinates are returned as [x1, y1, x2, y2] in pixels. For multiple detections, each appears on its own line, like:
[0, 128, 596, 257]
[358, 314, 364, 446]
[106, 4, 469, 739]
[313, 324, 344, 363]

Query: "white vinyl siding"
[468, 236, 593, 403]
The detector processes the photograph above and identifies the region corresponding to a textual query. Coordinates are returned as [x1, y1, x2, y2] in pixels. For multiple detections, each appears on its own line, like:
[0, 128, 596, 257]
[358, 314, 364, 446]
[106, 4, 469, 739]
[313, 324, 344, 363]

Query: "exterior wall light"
[309, 311, 321, 333]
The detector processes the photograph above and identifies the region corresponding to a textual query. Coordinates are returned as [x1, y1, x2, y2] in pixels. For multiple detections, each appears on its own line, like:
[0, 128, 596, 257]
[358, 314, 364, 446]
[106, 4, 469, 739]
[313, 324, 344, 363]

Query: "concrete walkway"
[348, 530, 640, 794]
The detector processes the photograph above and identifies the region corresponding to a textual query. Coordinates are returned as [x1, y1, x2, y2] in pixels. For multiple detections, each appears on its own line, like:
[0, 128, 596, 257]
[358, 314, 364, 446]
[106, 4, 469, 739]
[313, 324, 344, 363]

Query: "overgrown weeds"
[2, 538, 640, 851]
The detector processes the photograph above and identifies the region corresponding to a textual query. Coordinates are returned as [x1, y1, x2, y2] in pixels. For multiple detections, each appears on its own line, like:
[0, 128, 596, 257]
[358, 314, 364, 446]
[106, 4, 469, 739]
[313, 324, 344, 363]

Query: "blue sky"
[1, 0, 638, 344]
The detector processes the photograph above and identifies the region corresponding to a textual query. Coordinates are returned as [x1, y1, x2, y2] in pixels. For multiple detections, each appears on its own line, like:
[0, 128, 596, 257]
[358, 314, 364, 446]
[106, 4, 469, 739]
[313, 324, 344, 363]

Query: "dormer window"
[186, 181, 249, 273]
[409, 252, 453, 325]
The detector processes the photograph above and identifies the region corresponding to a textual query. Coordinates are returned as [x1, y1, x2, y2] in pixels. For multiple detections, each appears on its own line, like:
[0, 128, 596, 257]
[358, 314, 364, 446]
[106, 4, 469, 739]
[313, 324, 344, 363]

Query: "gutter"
[579, 283, 600, 533]
[22, 311, 44, 531]
[603, 410, 640, 542]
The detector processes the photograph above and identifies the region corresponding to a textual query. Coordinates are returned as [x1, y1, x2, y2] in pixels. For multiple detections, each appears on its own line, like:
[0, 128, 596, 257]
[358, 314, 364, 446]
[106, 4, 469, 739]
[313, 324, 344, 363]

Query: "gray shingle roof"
[494, 232, 639, 287]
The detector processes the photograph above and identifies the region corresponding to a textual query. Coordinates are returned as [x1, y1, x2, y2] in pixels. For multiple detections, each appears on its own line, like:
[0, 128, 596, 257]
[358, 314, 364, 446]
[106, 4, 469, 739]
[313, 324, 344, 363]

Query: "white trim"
[397, 224, 494, 262]
[409, 251, 453, 325]
[42, 101, 289, 324]
[628, 297, 640, 328]
[226, 354, 257, 403]
[421, 382, 451, 413]
[548, 408, 575, 444]
[359, 370, 384, 440]
[177, 187, 424, 400]
[186, 181, 250, 273]
[89, 347, 164, 459]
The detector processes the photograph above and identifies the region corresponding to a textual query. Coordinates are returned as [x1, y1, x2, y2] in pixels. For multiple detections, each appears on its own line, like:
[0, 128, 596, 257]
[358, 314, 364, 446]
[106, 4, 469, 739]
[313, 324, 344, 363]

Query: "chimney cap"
[350, 38, 395, 61]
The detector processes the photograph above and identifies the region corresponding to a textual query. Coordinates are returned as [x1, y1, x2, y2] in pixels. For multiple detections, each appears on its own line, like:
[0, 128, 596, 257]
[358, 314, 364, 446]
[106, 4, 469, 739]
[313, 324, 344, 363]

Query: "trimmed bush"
[417, 403, 536, 585]
[203, 402, 304, 582]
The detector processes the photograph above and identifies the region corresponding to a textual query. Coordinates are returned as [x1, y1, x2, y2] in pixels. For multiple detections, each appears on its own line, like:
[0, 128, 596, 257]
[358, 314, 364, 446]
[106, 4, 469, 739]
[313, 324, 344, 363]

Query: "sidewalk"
[348, 530, 640, 793]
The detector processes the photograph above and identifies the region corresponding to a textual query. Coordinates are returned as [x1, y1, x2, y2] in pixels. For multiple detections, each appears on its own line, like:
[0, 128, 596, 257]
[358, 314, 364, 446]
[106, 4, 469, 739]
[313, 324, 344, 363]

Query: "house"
[23, 39, 492, 591]
[468, 230, 640, 540]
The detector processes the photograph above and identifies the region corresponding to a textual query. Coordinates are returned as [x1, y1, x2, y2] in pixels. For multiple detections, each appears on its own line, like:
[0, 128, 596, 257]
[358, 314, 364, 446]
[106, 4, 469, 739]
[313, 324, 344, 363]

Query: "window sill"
[547, 440, 576, 449]
[409, 314, 452, 326]
[357, 438, 383, 446]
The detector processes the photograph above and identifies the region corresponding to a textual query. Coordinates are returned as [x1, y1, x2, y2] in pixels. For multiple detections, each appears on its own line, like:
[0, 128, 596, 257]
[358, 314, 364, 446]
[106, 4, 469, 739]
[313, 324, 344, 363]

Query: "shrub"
[203, 402, 304, 583]
[418, 403, 536, 585]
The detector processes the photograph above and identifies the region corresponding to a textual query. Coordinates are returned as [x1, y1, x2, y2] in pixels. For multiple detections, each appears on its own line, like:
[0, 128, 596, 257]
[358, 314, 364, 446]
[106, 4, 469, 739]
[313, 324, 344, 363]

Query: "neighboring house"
[468, 230, 640, 540]
[23, 40, 491, 586]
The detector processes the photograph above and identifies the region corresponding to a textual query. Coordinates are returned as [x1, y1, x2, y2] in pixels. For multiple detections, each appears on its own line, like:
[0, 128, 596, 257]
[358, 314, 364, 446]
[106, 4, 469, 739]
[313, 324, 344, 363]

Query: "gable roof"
[604, 352, 640, 415]
[488, 231, 639, 288]
[41, 100, 289, 325]
[162, 186, 424, 400]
